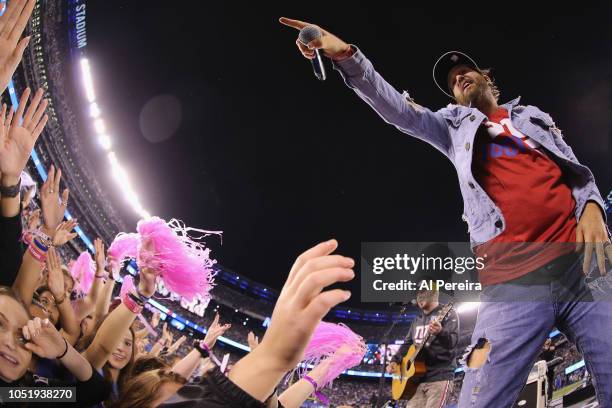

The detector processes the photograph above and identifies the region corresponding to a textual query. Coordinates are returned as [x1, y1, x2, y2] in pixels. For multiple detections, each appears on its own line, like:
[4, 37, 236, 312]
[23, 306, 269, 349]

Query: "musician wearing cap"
[280, 17, 612, 407]
[386, 288, 458, 408]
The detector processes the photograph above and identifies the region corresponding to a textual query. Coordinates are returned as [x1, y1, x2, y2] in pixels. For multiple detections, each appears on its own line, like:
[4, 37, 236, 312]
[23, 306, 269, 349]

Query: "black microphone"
[298, 26, 326, 81]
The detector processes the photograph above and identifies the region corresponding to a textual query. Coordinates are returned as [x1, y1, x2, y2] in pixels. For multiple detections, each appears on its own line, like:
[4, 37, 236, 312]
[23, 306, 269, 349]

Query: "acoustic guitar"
[391, 302, 454, 401]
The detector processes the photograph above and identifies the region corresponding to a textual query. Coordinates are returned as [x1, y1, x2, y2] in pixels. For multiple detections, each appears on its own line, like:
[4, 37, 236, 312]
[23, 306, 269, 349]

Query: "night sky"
[85, 1, 611, 308]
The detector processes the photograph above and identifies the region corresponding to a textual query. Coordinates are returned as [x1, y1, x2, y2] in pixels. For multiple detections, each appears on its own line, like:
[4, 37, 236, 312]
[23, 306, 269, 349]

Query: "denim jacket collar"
[500, 96, 522, 111]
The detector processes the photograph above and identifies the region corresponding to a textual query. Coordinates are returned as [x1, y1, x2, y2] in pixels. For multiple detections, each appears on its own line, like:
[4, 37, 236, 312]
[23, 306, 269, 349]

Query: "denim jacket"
[333, 48, 607, 248]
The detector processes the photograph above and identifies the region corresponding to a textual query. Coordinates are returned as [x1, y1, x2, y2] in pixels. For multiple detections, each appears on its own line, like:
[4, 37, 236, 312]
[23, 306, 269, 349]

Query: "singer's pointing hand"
[279, 17, 350, 59]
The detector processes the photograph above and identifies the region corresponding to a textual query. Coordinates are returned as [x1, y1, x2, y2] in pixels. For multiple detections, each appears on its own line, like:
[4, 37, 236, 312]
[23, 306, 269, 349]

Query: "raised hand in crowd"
[45, 246, 80, 344]
[83, 265, 158, 370]
[22, 317, 93, 381]
[0, 88, 48, 217]
[150, 322, 171, 357]
[52, 219, 78, 246]
[151, 309, 161, 328]
[163, 322, 173, 345]
[40, 164, 68, 234]
[74, 237, 109, 322]
[167, 335, 187, 356]
[203, 313, 231, 349]
[94, 237, 106, 274]
[0, 0, 35, 93]
[12, 165, 65, 304]
[228, 239, 354, 402]
[247, 330, 259, 351]
[279, 357, 334, 408]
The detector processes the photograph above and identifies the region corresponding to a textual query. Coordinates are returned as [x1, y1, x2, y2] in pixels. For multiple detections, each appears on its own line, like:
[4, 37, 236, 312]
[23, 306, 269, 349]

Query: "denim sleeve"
[332, 46, 452, 157]
[551, 128, 607, 224]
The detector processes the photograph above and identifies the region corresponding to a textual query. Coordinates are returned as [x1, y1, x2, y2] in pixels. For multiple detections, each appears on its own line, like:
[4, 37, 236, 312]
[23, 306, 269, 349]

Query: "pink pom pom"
[301, 322, 367, 388]
[136, 217, 220, 301]
[107, 233, 140, 279]
[70, 252, 95, 295]
[119, 275, 135, 300]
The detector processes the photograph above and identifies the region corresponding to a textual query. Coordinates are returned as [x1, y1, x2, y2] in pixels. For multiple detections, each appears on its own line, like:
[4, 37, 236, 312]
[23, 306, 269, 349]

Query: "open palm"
[0, 0, 36, 93]
[0, 88, 48, 180]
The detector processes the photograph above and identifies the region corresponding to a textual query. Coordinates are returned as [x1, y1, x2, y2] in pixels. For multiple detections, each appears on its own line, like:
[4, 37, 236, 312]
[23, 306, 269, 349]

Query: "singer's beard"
[456, 77, 488, 108]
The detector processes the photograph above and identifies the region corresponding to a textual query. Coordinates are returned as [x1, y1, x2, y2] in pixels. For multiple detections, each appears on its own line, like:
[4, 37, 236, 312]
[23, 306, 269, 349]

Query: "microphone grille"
[298, 25, 322, 45]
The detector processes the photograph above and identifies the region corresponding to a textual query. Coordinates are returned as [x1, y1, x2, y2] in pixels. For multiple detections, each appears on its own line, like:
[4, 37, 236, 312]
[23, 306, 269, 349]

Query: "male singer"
[280, 17, 612, 408]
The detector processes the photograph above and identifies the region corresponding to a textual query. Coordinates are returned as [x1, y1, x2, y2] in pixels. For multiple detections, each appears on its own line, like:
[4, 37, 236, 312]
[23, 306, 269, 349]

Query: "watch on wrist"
[0, 178, 21, 198]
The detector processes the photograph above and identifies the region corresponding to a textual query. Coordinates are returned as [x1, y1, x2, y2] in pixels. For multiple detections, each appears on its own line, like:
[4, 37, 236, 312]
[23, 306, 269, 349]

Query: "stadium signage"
[69, 0, 87, 51]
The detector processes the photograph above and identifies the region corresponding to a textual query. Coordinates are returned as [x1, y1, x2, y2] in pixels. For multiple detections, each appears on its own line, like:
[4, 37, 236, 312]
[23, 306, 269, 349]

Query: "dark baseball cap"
[433, 51, 481, 98]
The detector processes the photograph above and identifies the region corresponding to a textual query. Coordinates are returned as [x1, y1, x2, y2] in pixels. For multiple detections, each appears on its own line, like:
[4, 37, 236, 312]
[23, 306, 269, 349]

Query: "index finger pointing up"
[279, 17, 312, 30]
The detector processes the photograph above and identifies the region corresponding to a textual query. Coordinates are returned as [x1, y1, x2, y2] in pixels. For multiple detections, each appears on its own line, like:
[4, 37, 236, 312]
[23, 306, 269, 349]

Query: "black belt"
[509, 251, 580, 285]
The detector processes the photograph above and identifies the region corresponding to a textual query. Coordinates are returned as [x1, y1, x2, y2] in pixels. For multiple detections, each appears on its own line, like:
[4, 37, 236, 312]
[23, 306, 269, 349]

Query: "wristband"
[128, 292, 145, 307]
[123, 293, 143, 314]
[55, 294, 66, 305]
[303, 375, 329, 404]
[195, 341, 210, 358]
[56, 338, 69, 359]
[196, 341, 222, 366]
[135, 286, 151, 303]
[0, 178, 21, 198]
[28, 242, 47, 263]
[33, 237, 49, 253]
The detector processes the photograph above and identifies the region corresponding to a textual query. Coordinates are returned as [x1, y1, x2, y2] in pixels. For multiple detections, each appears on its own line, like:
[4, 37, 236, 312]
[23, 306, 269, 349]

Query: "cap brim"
[433, 51, 480, 98]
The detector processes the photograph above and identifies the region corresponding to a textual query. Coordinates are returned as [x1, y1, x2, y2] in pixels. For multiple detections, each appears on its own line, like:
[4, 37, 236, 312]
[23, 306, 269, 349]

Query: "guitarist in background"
[386, 289, 459, 408]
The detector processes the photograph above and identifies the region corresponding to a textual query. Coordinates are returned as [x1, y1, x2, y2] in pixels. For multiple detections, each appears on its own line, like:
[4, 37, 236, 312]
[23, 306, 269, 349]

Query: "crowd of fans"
[0, 2, 374, 407]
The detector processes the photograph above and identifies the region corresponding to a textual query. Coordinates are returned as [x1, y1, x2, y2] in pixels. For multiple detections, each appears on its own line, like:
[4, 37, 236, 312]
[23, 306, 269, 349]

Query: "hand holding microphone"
[279, 17, 351, 80]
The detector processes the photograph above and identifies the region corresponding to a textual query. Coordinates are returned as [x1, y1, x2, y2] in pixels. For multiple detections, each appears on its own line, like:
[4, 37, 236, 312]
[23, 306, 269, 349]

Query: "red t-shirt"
[472, 107, 577, 285]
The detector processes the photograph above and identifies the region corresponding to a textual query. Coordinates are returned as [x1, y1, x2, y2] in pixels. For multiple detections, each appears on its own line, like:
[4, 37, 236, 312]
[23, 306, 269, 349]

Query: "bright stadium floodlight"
[80, 58, 96, 103]
[94, 118, 106, 134]
[98, 134, 112, 150]
[78, 57, 152, 218]
[90, 102, 101, 118]
[107, 152, 150, 219]
[457, 302, 480, 314]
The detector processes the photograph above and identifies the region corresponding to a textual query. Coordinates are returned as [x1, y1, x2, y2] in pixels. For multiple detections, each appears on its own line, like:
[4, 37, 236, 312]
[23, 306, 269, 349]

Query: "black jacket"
[391, 304, 459, 382]
[160, 366, 284, 408]
[0, 210, 24, 287]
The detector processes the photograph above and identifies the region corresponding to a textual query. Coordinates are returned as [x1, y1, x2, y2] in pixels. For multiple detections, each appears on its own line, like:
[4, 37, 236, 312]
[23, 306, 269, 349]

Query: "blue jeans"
[458, 255, 612, 407]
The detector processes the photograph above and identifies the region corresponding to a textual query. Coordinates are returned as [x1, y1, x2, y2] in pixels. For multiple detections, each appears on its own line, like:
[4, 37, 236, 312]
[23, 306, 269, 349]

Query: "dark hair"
[130, 355, 169, 377]
[110, 368, 186, 408]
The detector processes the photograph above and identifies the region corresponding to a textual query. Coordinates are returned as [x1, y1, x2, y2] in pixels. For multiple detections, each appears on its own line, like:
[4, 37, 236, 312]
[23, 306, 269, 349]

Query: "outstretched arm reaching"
[279, 17, 451, 156]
